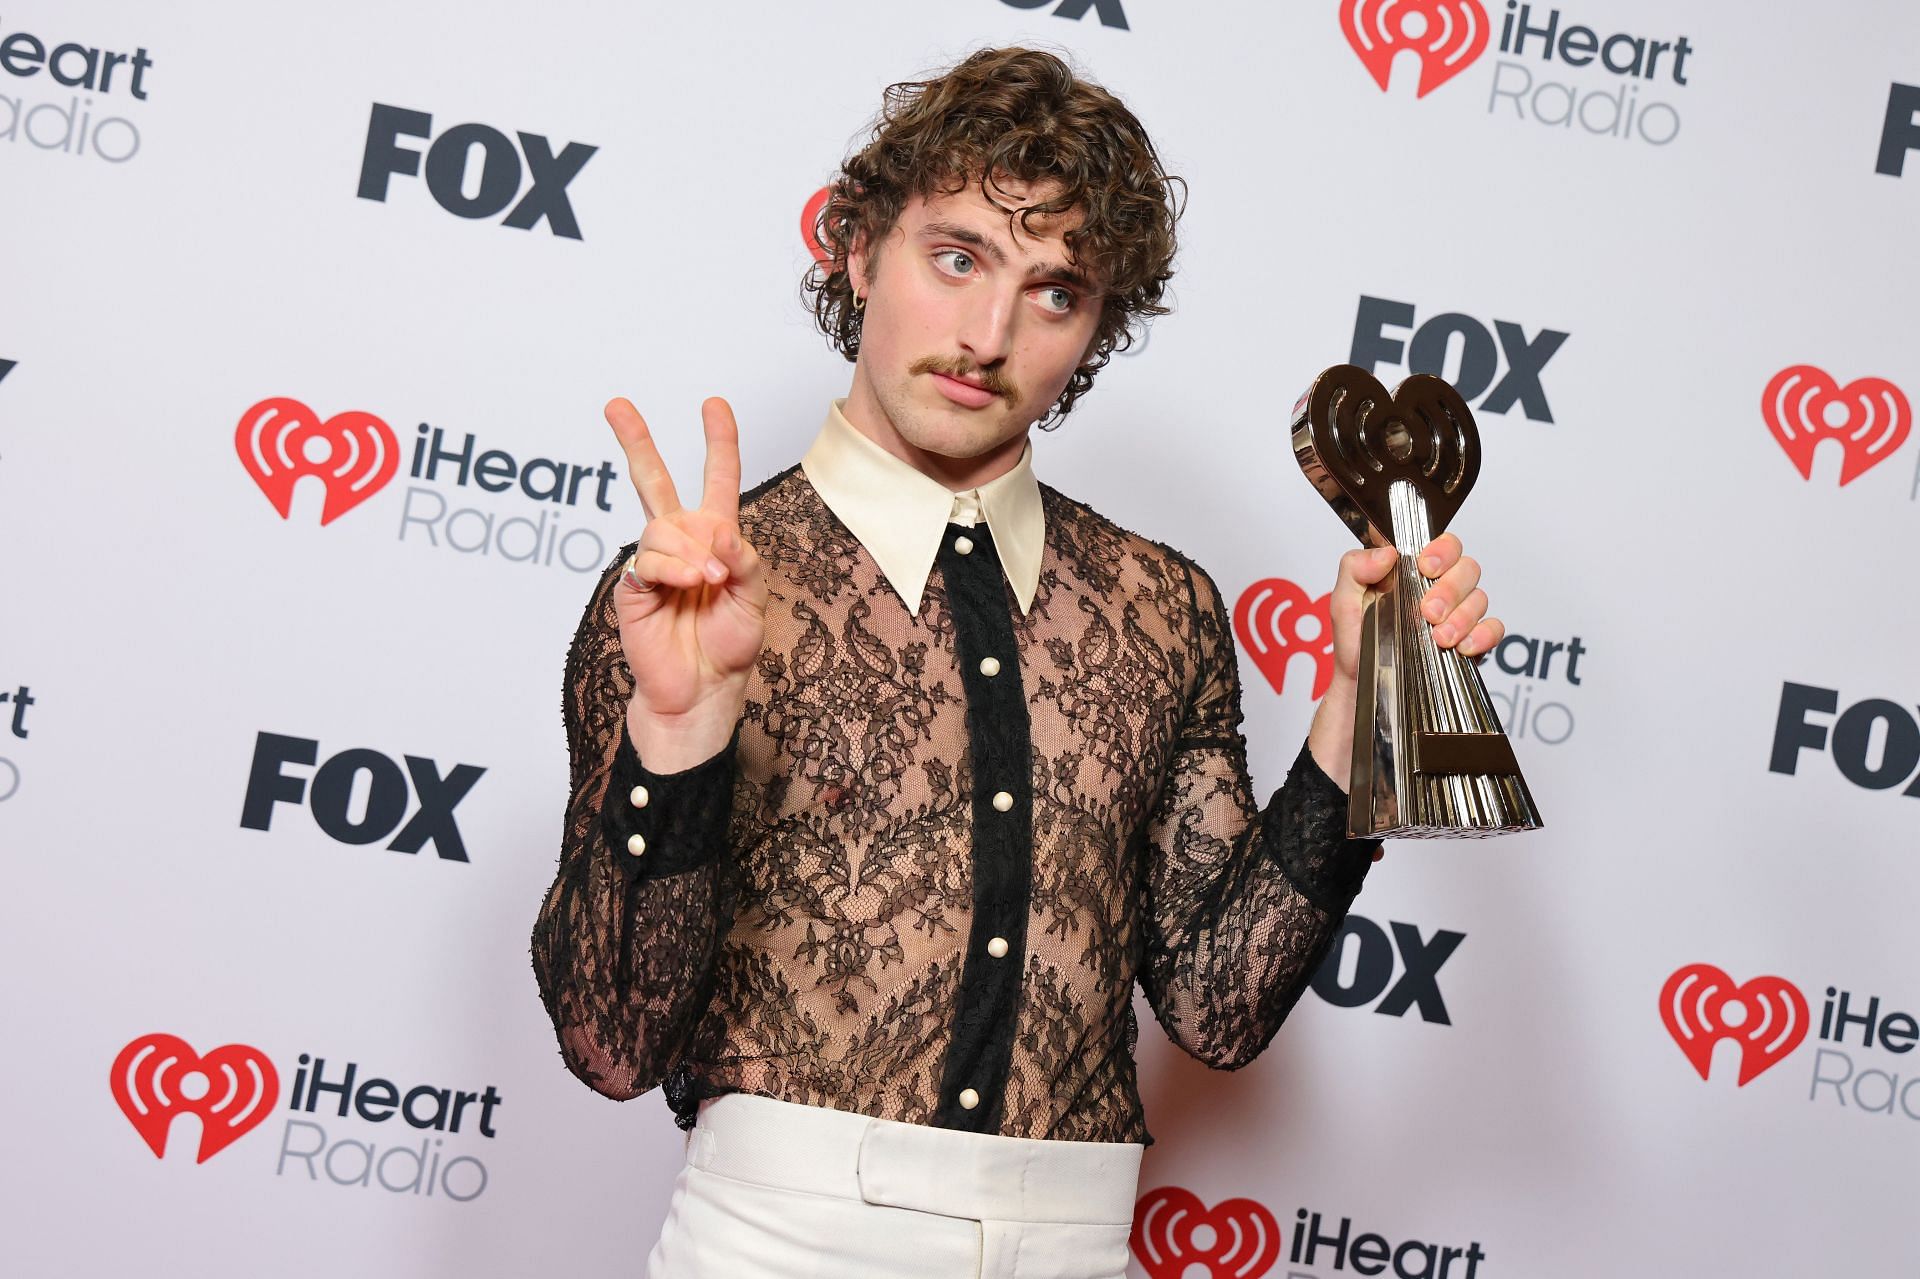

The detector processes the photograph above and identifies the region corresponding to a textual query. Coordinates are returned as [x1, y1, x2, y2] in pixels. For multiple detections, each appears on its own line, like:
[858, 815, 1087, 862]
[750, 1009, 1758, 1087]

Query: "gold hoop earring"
[853, 293, 867, 312]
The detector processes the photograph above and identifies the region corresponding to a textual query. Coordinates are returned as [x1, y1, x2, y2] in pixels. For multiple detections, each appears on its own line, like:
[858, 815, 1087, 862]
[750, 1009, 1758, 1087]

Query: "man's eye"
[935, 250, 975, 276]
[1035, 286, 1074, 313]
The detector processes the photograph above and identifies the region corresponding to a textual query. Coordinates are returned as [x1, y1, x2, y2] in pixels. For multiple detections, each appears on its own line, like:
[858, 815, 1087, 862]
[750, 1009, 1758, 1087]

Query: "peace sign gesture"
[605, 396, 767, 771]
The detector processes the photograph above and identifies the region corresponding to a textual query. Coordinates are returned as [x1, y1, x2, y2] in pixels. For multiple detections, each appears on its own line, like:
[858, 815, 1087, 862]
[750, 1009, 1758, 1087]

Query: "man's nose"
[955, 286, 1017, 366]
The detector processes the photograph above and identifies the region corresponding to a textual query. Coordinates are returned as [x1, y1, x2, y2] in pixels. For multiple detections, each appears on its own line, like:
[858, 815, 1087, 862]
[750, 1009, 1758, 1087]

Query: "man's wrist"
[1306, 674, 1358, 793]
[627, 689, 746, 774]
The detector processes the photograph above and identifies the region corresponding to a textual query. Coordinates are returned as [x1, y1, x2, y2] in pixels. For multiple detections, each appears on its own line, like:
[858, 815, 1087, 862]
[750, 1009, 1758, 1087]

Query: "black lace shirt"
[530, 462, 1380, 1145]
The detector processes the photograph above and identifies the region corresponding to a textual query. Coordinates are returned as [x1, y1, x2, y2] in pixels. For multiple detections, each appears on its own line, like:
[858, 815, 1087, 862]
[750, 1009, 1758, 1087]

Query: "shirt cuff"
[598, 723, 740, 883]
[1260, 739, 1380, 913]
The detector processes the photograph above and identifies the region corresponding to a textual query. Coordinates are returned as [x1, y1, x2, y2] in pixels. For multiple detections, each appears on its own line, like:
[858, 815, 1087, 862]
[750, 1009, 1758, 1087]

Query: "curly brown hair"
[804, 47, 1184, 427]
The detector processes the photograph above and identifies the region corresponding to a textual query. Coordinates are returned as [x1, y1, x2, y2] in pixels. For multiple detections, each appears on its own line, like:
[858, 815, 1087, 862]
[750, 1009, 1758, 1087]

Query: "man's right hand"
[605, 396, 767, 773]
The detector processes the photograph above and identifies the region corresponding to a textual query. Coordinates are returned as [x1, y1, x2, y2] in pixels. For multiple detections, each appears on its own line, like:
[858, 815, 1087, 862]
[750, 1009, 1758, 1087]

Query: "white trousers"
[644, 1092, 1144, 1279]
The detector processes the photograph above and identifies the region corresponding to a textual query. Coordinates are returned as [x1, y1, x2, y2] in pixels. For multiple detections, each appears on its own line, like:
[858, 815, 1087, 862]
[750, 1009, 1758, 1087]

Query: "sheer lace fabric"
[530, 465, 1377, 1144]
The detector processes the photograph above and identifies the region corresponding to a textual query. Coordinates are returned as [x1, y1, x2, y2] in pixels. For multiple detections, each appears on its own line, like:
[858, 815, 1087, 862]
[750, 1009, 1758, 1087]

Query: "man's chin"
[890, 395, 990, 440]
[912, 410, 1031, 455]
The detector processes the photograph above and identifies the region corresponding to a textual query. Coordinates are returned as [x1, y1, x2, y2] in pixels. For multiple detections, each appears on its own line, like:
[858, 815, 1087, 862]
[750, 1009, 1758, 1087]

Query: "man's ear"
[847, 229, 871, 299]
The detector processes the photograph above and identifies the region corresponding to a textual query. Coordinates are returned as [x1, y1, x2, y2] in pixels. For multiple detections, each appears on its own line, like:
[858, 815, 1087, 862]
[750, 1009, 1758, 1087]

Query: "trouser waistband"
[687, 1092, 1143, 1227]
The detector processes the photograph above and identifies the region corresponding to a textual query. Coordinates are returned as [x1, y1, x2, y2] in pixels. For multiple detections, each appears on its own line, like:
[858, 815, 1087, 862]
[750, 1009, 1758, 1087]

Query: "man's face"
[846, 177, 1104, 472]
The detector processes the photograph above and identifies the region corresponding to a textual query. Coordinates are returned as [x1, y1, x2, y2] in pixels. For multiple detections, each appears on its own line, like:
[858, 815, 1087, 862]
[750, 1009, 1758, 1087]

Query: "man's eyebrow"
[920, 220, 1009, 266]
[1028, 260, 1095, 294]
[919, 219, 1095, 292]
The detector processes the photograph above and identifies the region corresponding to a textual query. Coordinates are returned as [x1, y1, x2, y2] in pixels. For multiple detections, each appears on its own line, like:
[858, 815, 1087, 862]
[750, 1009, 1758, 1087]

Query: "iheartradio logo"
[111, 1033, 280, 1163]
[1234, 578, 1335, 700]
[1660, 964, 1809, 1087]
[1341, 0, 1490, 99]
[1131, 1187, 1282, 1279]
[1133, 1188, 1489, 1278]
[236, 396, 400, 526]
[1762, 366, 1911, 487]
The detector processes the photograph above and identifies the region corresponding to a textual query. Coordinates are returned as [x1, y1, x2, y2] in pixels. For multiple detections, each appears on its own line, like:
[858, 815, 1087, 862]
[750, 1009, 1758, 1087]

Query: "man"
[531, 47, 1500, 1279]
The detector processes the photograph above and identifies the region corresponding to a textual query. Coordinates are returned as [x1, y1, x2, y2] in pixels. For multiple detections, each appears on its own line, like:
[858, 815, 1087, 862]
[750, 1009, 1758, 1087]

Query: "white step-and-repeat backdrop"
[3, 1, 1916, 1275]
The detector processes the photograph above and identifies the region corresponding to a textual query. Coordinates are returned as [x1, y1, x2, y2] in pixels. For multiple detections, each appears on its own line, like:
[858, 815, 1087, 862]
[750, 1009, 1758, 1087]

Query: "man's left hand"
[1332, 532, 1503, 677]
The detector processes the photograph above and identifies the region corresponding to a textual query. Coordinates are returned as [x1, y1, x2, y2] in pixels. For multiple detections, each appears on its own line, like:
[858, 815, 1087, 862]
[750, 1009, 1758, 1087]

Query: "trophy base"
[1347, 574, 1545, 841]
[1359, 816, 1544, 841]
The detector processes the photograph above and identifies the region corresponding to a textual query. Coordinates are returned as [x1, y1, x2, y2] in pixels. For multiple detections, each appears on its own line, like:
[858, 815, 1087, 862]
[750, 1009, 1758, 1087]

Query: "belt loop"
[687, 1125, 717, 1171]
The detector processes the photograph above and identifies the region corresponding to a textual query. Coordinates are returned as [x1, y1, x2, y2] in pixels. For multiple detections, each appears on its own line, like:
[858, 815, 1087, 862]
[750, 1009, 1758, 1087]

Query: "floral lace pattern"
[530, 465, 1378, 1144]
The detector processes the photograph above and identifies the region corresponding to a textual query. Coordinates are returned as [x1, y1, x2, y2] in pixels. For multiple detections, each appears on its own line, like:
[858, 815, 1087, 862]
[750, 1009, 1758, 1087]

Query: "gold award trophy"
[1291, 364, 1543, 839]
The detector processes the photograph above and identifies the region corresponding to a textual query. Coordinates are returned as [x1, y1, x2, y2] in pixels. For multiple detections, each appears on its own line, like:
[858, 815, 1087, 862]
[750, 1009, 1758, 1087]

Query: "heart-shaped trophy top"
[1290, 364, 1481, 547]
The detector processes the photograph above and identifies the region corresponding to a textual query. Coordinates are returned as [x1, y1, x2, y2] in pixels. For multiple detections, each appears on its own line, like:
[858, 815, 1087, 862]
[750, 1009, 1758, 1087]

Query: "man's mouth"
[928, 370, 1000, 409]
[912, 356, 1013, 410]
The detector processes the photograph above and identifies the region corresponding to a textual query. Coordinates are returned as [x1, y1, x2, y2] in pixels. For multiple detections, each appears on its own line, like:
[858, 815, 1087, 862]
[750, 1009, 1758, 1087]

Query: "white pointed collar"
[800, 399, 1044, 616]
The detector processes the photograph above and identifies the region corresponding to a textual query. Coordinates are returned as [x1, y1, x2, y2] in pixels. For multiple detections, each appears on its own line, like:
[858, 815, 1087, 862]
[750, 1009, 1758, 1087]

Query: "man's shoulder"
[1037, 481, 1220, 602]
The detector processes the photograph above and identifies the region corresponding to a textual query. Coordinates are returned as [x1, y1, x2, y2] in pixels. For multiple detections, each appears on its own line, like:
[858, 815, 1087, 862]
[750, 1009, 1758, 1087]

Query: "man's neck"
[840, 379, 1030, 493]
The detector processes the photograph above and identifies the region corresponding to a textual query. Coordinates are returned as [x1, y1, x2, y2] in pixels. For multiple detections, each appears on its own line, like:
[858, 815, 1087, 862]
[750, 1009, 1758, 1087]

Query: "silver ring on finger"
[620, 553, 658, 593]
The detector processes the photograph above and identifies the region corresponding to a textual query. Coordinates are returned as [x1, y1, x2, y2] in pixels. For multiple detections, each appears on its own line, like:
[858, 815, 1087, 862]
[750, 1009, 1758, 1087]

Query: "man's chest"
[736, 573, 1193, 844]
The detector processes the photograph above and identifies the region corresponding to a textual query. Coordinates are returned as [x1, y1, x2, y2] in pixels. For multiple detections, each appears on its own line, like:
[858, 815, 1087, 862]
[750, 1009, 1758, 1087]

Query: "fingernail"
[1420, 555, 1440, 575]
[705, 557, 726, 580]
[1425, 598, 1445, 622]
[1434, 624, 1454, 644]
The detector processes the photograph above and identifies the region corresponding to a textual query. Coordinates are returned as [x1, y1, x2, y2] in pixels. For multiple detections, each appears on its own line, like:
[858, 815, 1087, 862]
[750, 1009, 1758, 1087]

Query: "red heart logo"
[1659, 965, 1809, 1087]
[235, 396, 399, 526]
[111, 1033, 280, 1162]
[1761, 365, 1911, 486]
[1234, 578, 1335, 700]
[1131, 1186, 1282, 1279]
[1340, 0, 1490, 99]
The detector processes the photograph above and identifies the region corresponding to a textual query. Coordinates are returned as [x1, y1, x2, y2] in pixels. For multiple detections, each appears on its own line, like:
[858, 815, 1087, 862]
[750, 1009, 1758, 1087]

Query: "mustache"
[911, 355, 1018, 406]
